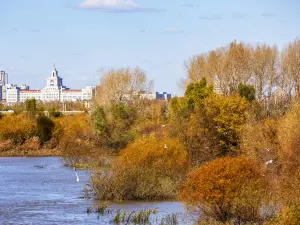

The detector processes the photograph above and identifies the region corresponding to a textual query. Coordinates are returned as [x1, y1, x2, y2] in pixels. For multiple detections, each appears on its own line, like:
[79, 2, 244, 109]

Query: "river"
[0, 157, 192, 225]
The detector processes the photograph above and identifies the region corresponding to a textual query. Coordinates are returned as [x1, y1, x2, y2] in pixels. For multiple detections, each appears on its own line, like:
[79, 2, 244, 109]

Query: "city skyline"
[1, 0, 300, 94]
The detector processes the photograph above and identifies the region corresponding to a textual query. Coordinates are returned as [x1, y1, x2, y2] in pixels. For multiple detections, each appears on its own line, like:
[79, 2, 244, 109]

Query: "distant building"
[0, 71, 7, 85]
[6, 86, 20, 104]
[19, 84, 30, 90]
[141, 92, 172, 100]
[5, 65, 96, 105]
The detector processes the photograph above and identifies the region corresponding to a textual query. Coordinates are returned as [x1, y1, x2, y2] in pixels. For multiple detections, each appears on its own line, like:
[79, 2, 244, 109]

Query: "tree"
[181, 54, 208, 88]
[184, 94, 248, 165]
[238, 83, 256, 102]
[251, 44, 279, 101]
[36, 116, 55, 143]
[92, 107, 109, 139]
[49, 107, 62, 118]
[184, 77, 213, 109]
[179, 157, 268, 223]
[25, 99, 37, 118]
[92, 103, 137, 150]
[281, 38, 300, 99]
[95, 67, 152, 106]
[224, 41, 252, 92]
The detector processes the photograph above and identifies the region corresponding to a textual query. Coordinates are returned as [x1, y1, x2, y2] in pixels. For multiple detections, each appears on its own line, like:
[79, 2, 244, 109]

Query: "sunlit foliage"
[179, 157, 268, 223]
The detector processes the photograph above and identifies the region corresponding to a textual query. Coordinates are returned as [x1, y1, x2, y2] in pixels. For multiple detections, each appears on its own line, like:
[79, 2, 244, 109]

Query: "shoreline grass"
[0, 148, 62, 157]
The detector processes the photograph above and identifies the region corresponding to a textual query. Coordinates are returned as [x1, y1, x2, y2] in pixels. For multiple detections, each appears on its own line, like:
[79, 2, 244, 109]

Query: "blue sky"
[0, 0, 299, 94]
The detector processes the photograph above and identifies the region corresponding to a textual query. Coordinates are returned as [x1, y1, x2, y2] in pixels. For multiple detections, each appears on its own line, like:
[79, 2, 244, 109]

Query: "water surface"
[0, 157, 190, 225]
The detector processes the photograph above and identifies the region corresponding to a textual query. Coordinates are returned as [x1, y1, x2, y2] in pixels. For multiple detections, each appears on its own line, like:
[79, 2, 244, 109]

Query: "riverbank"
[0, 148, 62, 157]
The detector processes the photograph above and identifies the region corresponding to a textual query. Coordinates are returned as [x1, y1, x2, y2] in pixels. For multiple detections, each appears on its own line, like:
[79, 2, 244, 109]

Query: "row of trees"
[182, 38, 300, 102]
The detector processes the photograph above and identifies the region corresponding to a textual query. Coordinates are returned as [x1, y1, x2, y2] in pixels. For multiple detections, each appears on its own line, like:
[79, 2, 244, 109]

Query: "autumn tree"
[280, 38, 300, 99]
[181, 54, 208, 88]
[95, 67, 152, 106]
[251, 44, 279, 101]
[224, 41, 252, 91]
[179, 157, 268, 223]
[186, 94, 248, 165]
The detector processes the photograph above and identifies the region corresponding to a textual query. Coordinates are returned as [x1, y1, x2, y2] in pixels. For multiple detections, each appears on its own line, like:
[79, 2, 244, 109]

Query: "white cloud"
[79, 0, 158, 12]
[79, 0, 136, 10]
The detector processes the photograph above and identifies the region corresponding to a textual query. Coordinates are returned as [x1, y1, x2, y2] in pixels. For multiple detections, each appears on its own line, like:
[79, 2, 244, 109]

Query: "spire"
[54, 62, 56, 69]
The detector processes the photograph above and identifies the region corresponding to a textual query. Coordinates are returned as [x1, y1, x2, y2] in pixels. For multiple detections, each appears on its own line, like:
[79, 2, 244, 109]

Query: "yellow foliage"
[120, 134, 188, 176]
[277, 103, 300, 169]
[241, 118, 278, 164]
[91, 135, 188, 201]
[0, 114, 37, 145]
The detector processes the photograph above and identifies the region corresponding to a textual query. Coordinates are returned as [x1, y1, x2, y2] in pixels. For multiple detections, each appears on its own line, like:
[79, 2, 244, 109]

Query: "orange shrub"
[91, 135, 188, 201]
[54, 114, 94, 149]
[120, 134, 188, 177]
[0, 114, 37, 145]
[179, 157, 268, 222]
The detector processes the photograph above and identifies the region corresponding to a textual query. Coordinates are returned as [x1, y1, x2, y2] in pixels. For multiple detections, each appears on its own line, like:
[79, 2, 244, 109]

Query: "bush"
[277, 103, 300, 170]
[0, 140, 13, 152]
[119, 134, 188, 176]
[21, 136, 41, 150]
[90, 135, 188, 201]
[241, 118, 279, 165]
[179, 157, 268, 223]
[57, 114, 99, 168]
[0, 114, 37, 145]
[49, 107, 62, 118]
[267, 204, 300, 225]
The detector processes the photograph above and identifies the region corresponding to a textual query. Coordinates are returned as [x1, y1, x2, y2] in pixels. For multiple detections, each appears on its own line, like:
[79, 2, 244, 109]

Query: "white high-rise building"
[6, 65, 95, 104]
[0, 71, 7, 85]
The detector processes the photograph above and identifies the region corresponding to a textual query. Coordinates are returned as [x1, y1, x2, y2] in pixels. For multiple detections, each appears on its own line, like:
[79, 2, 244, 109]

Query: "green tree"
[49, 107, 62, 118]
[92, 103, 137, 150]
[238, 83, 256, 102]
[25, 99, 37, 118]
[92, 107, 110, 140]
[36, 115, 55, 143]
[185, 77, 213, 109]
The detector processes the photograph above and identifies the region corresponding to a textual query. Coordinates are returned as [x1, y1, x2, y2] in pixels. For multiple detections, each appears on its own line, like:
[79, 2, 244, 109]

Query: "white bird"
[266, 159, 273, 165]
[164, 144, 167, 149]
[74, 167, 80, 182]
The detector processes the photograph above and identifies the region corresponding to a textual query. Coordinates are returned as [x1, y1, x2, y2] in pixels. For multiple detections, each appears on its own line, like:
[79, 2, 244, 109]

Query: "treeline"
[183, 38, 300, 105]
[0, 99, 87, 157]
